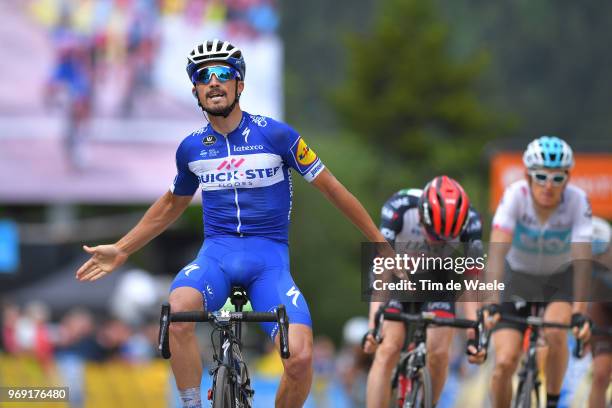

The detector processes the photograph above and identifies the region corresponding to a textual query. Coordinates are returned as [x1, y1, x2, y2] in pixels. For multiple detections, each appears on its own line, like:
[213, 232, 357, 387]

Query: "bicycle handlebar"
[171, 310, 280, 323]
[383, 311, 478, 329]
[375, 307, 490, 359]
[157, 303, 291, 360]
[498, 313, 593, 358]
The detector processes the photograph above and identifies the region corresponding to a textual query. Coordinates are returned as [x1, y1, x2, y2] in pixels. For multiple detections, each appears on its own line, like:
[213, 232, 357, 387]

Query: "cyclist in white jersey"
[485, 136, 592, 408]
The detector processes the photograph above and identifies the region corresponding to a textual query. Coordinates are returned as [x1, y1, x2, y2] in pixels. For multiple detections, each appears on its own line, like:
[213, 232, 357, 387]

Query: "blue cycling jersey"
[171, 111, 325, 243]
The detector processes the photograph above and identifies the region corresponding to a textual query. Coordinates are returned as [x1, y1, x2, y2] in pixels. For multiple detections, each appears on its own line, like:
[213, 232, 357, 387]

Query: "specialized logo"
[242, 127, 251, 143]
[182, 264, 200, 277]
[222, 339, 230, 357]
[203, 135, 217, 146]
[286, 285, 301, 307]
[295, 138, 317, 166]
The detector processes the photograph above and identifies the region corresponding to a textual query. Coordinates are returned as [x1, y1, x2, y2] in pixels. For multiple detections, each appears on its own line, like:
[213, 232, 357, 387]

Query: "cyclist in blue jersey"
[76, 39, 390, 408]
[484, 136, 592, 408]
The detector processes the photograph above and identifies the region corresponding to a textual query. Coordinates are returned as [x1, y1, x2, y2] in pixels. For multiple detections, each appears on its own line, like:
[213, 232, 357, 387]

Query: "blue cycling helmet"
[186, 39, 246, 84]
[522, 136, 574, 170]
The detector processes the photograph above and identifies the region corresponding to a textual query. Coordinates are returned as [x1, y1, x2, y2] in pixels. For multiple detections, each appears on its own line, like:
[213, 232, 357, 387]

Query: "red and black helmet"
[418, 175, 470, 240]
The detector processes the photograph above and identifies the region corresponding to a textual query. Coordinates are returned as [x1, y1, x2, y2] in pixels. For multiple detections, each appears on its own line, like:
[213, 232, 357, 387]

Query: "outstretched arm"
[76, 191, 193, 281]
[311, 169, 386, 244]
[312, 169, 395, 353]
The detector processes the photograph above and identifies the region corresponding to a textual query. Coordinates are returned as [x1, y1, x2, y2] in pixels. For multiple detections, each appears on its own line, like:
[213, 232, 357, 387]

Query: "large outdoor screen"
[0, 0, 282, 203]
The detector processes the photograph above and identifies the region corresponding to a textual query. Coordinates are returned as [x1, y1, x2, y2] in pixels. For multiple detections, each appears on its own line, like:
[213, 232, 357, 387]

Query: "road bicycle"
[371, 304, 487, 408]
[495, 304, 585, 408]
[158, 286, 290, 408]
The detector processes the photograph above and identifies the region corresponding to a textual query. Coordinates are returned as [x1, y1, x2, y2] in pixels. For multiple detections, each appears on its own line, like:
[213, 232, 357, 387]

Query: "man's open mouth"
[207, 92, 226, 99]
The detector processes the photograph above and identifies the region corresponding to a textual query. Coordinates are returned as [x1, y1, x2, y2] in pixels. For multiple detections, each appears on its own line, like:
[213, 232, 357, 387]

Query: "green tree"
[334, 0, 506, 177]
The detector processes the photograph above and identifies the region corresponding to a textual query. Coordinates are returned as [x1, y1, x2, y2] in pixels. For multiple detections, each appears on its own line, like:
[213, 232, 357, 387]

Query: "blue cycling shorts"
[170, 236, 312, 339]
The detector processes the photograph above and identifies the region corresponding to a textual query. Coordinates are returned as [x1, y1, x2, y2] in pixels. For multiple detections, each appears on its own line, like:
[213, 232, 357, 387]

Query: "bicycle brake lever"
[276, 305, 290, 359]
[466, 309, 489, 360]
[158, 303, 171, 359]
[477, 309, 490, 352]
[573, 338, 585, 358]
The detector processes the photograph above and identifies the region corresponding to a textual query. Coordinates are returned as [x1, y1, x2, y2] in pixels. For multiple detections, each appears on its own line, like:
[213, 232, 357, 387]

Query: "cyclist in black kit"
[363, 175, 485, 407]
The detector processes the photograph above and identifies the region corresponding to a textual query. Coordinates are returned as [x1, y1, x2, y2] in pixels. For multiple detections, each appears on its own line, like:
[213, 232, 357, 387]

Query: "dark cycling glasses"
[192, 65, 240, 84]
[529, 170, 568, 186]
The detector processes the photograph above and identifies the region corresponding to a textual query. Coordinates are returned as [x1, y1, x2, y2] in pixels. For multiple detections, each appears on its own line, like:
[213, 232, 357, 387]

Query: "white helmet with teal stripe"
[523, 136, 574, 170]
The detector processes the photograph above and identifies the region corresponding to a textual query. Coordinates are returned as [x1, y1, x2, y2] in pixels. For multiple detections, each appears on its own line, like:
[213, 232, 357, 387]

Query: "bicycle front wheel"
[513, 370, 539, 408]
[212, 365, 234, 408]
[404, 368, 433, 408]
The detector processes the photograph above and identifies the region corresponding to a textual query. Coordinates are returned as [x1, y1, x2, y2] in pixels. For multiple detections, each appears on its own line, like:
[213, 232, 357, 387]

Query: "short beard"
[200, 84, 240, 118]
[204, 102, 235, 117]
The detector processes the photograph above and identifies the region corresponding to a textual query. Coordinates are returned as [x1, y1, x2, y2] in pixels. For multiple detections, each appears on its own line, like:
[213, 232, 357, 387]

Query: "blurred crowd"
[0, 298, 374, 406]
[0, 299, 595, 407]
[0, 300, 160, 405]
[0, 300, 160, 366]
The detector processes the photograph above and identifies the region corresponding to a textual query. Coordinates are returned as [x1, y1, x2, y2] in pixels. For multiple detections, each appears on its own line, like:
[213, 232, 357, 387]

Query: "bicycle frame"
[498, 303, 572, 408]
[393, 324, 428, 408]
[211, 289, 253, 406]
[514, 306, 543, 408]
[404, 329, 428, 378]
[377, 306, 479, 408]
[157, 287, 290, 408]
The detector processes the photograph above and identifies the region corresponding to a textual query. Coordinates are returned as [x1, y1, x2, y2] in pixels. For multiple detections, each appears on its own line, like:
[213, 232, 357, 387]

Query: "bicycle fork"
[394, 342, 427, 408]
[516, 330, 542, 408]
